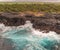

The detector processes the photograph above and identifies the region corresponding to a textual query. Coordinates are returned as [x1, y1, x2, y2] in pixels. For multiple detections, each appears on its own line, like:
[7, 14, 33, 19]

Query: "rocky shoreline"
[0, 12, 60, 34]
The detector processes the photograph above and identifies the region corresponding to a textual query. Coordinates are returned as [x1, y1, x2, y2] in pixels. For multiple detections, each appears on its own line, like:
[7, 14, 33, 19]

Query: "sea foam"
[0, 21, 60, 50]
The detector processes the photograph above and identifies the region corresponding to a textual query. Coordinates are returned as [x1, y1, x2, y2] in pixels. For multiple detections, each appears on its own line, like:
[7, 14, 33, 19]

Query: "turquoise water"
[1, 27, 60, 50]
[0, 21, 60, 50]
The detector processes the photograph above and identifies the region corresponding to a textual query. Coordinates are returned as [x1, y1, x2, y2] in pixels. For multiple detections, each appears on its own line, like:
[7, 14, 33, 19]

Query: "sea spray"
[0, 21, 60, 50]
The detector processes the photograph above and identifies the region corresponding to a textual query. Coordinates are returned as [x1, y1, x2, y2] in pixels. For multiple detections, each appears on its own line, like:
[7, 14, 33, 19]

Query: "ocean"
[0, 21, 60, 50]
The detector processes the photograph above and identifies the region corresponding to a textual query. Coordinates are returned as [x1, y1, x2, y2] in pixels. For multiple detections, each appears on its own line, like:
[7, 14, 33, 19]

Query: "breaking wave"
[0, 21, 60, 50]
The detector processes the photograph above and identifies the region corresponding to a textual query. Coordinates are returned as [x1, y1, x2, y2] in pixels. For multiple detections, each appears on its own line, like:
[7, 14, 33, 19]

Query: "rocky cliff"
[0, 12, 60, 34]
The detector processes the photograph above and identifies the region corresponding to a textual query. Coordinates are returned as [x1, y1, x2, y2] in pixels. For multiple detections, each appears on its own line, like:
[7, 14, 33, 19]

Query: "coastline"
[0, 12, 60, 34]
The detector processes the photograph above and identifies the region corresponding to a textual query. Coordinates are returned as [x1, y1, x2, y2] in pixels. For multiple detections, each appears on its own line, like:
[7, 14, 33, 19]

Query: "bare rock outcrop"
[0, 12, 60, 34]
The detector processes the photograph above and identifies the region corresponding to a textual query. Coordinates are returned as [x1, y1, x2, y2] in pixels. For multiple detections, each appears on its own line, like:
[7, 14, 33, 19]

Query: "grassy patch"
[0, 2, 60, 13]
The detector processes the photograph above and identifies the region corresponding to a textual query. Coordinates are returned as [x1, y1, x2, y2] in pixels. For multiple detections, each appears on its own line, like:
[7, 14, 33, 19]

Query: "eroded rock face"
[0, 12, 26, 26]
[0, 12, 60, 34]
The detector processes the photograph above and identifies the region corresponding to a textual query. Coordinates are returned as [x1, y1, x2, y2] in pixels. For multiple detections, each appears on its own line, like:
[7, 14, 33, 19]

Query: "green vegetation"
[0, 2, 60, 13]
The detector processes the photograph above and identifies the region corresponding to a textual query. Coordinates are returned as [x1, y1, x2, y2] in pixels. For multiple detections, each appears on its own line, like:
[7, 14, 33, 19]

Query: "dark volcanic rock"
[0, 12, 26, 26]
[0, 12, 60, 34]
